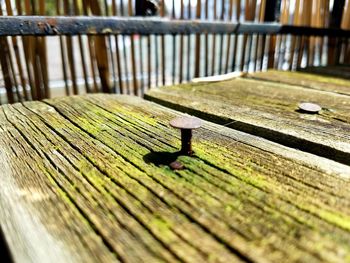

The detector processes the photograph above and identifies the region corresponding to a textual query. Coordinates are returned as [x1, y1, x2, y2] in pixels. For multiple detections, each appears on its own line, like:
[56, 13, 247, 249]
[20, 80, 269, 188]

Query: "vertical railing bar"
[172, 0, 176, 84]
[254, 0, 266, 71]
[16, 0, 35, 100]
[288, 0, 300, 70]
[73, 0, 91, 93]
[0, 36, 15, 103]
[155, 34, 159, 87]
[6, 35, 22, 102]
[179, 0, 184, 83]
[246, 0, 257, 72]
[38, 0, 49, 98]
[231, 0, 241, 72]
[319, 0, 329, 66]
[139, 35, 145, 95]
[112, 0, 122, 94]
[120, 0, 131, 94]
[128, 0, 138, 95]
[341, 0, 350, 63]
[239, 0, 249, 72]
[5, 0, 28, 101]
[82, 0, 99, 93]
[104, 0, 117, 93]
[297, 35, 305, 68]
[147, 34, 151, 90]
[276, 0, 288, 69]
[194, 0, 202, 78]
[25, 0, 41, 100]
[218, 0, 225, 74]
[224, 0, 233, 73]
[187, 0, 192, 81]
[204, 0, 209, 76]
[63, 0, 78, 95]
[160, 0, 166, 86]
[211, 0, 217, 75]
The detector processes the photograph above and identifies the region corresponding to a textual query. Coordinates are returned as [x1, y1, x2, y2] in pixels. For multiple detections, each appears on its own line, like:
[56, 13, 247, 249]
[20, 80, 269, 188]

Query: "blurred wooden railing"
[0, 0, 350, 104]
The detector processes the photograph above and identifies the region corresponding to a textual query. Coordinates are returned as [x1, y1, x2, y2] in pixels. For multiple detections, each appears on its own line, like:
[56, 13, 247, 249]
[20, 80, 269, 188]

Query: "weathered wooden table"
[1, 72, 350, 262]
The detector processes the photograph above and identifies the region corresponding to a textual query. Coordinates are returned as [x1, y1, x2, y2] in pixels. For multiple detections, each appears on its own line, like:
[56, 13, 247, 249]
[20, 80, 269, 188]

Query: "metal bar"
[0, 17, 349, 37]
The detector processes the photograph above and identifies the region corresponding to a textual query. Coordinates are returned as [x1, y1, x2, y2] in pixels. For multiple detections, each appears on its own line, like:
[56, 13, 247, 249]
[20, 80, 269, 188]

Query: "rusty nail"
[298, 102, 322, 114]
[170, 116, 202, 156]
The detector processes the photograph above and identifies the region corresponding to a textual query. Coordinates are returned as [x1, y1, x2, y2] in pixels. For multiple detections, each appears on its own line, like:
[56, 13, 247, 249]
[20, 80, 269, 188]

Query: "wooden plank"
[1, 94, 350, 262]
[145, 78, 350, 165]
[300, 66, 350, 80]
[249, 70, 350, 96]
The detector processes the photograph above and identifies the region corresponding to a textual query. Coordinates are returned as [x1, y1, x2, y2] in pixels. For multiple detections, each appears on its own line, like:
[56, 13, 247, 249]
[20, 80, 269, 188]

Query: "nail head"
[298, 102, 321, 114]
[169, 161, 184, 170]
[169, 116, 202, 129]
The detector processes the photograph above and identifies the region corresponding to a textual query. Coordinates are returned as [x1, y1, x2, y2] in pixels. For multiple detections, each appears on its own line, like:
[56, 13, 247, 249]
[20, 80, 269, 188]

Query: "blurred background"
[0, 0, 349, 103]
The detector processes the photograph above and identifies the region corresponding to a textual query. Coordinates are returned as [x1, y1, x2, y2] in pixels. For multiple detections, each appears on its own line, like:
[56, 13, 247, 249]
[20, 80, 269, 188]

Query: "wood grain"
[300, 66, 350, 80]
[1, 94, 350, 262]
[146, 77, 350, 165]
[249, 70, 350, 96]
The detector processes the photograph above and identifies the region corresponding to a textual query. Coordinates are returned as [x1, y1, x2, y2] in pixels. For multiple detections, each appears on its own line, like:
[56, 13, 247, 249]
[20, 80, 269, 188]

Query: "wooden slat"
[300, 65, 350, 79]
[249, 70, 350, 96]
[1, 94, 350, 262]
[146, 76, 350, 165]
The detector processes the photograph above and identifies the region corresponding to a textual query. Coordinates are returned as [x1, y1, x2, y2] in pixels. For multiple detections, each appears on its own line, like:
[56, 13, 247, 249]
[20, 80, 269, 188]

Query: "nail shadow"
[143, 151, 181, 166]
[295, 109, 319, 114]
